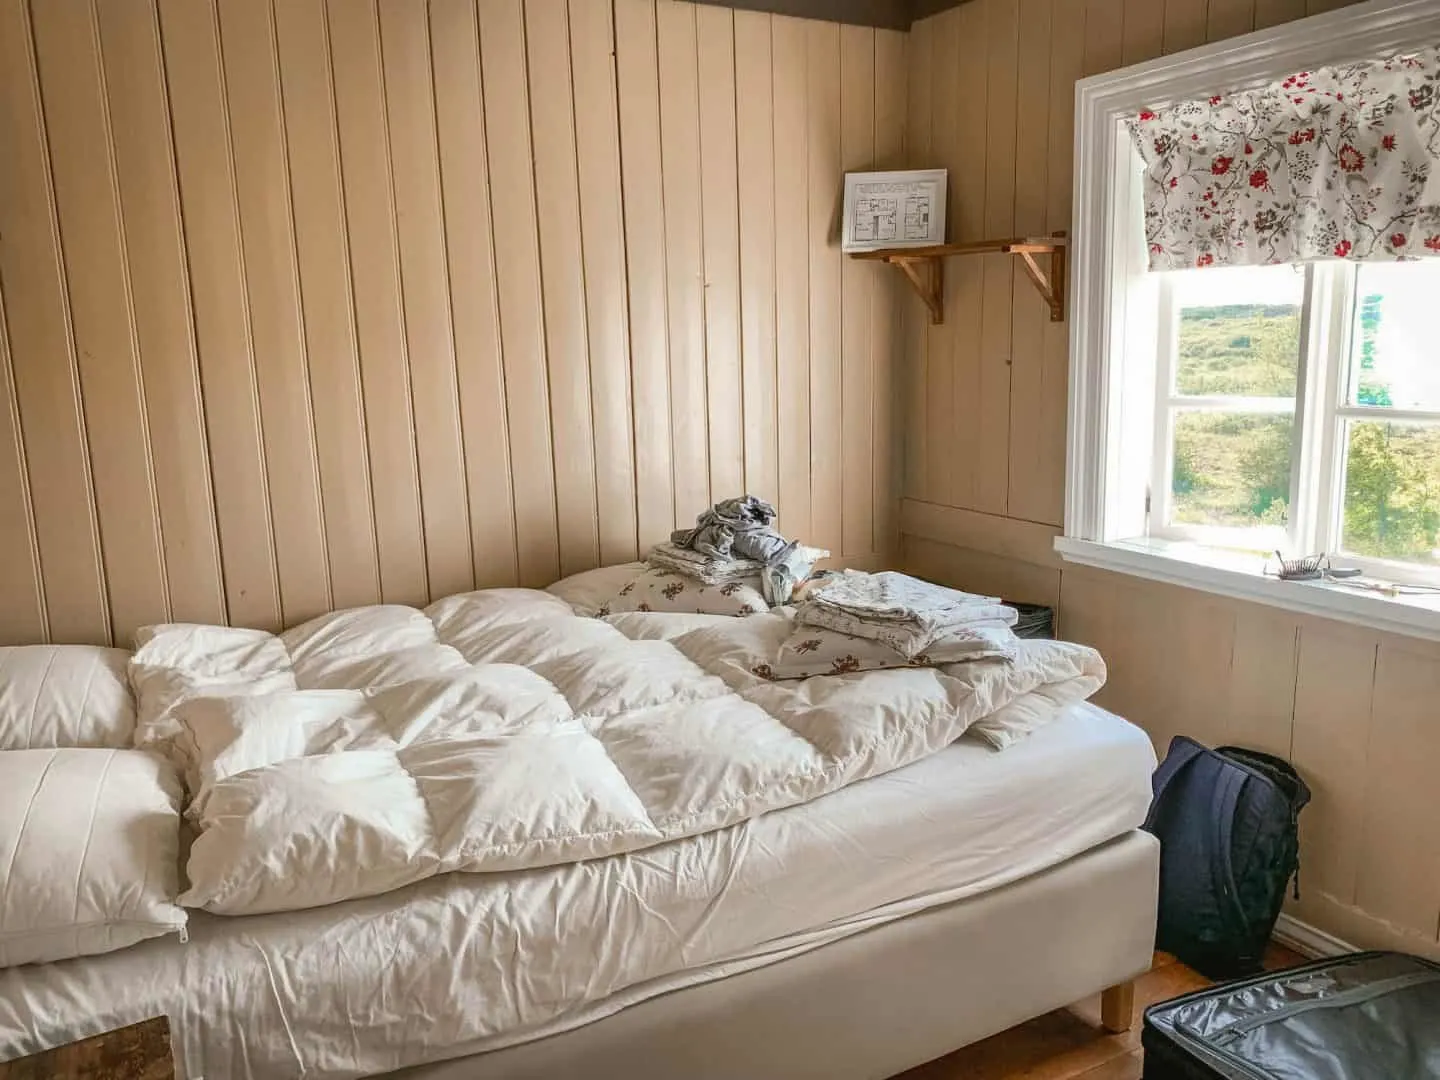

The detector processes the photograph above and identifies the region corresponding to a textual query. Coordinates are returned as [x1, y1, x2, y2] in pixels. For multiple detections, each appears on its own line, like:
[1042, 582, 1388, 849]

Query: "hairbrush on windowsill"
[1269, 551, 1363, 582]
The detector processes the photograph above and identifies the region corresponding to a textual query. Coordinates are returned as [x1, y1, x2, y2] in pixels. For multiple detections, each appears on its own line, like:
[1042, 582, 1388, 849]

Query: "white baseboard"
[1273, 913, 1357, 959]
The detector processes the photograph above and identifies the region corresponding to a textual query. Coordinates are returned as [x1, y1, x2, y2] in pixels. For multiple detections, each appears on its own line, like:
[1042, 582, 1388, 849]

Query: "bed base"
[395, 829, 1159, 1080]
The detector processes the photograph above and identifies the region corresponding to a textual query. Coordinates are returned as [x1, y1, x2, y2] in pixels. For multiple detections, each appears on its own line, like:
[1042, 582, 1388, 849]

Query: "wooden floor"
[896, 944, 1304, 1080]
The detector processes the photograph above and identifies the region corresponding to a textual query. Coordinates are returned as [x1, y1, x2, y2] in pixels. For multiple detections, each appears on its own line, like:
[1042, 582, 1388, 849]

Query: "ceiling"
[689, 0, 969, 31]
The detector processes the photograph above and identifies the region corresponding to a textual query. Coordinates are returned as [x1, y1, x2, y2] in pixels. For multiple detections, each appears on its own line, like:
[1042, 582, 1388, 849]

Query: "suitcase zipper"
[1208, 968, 1440, 1044]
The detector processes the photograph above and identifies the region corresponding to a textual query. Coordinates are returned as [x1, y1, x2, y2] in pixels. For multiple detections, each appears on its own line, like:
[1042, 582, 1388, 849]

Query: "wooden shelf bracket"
[851, 232, 1068, 325]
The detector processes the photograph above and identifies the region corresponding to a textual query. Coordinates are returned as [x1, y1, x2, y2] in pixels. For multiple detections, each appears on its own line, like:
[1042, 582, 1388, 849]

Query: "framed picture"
[841, 169, 947, 252]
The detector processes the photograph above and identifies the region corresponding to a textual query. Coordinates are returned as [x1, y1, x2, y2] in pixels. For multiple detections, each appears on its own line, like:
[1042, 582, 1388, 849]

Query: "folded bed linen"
[798, 571, 1019, 658]
[646, 541, 765, 585]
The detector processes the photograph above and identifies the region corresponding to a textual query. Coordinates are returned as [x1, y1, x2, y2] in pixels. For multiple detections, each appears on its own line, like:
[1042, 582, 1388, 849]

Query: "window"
[1145, 260, 1440, 586]
[1063, 0, 1440, 637]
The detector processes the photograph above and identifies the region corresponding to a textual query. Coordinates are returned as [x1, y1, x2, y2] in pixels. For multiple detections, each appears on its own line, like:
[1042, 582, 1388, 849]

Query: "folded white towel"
[646, 542, 764, 585]
[797, 571, 1018, 658]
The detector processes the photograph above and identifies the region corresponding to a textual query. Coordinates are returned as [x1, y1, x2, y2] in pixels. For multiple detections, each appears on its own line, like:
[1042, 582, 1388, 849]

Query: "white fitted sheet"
[0, 702, 1155, 1080]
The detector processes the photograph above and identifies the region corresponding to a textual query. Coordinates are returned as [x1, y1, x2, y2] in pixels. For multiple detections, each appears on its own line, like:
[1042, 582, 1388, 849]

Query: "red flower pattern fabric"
[1130, 47, 1440, 270]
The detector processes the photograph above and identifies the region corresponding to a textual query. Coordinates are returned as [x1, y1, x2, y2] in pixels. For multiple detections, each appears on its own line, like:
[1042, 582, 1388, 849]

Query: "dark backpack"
[1143, 736, 1311, 980]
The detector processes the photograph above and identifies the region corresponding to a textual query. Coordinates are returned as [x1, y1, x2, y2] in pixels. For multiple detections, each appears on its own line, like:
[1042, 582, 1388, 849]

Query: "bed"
[0, 697, 1157, 1078]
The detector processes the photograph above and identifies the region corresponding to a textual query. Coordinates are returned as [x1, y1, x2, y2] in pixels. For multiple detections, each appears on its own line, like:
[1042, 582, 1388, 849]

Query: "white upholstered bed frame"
[395, 829, 1159, 1080]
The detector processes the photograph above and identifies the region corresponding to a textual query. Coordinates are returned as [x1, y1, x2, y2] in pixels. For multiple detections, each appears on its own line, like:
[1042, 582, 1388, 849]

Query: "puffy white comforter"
[127, 579, 1105, 916]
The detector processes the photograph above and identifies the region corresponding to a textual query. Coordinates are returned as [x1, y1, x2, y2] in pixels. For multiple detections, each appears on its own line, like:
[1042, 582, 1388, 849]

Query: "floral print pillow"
[600, 568, 768, 618]
[755, 624, 1018, 680]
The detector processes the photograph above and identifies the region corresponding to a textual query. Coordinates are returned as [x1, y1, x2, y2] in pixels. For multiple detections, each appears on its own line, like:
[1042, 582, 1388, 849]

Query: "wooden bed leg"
[1100, 980, 1136, 1034]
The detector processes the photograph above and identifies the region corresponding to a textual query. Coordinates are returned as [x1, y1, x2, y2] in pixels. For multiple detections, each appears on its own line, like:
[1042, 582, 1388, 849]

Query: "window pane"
[1172, 265, 1304, 397]
[1348, 261, 1440, 410]
[1171, 412, 1293, 528]
[1341, 421, 1440, 565]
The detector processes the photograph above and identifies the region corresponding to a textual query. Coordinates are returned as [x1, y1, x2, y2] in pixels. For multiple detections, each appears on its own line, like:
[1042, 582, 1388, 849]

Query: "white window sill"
[1054, 536, 1440, 643]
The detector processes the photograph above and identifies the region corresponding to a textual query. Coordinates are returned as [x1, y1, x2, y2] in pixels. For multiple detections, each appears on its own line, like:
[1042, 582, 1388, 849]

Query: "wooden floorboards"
[895, 944, 1304, 1080]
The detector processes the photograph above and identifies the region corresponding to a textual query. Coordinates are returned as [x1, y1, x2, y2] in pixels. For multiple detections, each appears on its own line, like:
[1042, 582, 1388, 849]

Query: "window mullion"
[1306, 262, 1353, 556]
[1150, 277, 1178, 537]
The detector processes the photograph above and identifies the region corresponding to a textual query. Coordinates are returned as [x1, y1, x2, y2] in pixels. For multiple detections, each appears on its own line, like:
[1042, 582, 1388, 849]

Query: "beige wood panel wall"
[900, 0, 1439, 959]
[0, 0, 905, 647]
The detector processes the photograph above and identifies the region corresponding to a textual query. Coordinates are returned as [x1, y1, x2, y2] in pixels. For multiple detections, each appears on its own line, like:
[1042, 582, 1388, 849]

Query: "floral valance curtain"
[1131, 46, 1440, 271]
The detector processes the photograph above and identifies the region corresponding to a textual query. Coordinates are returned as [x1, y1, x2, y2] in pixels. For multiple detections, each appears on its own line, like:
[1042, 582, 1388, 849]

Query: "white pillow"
[0, 646, 136, 749]
[545, 563, 647, 615]
[601, 568, 768, 617]
[0, 748, 187, 968]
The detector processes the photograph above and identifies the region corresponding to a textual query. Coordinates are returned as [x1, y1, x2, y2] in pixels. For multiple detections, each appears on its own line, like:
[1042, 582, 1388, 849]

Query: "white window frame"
[1058, 0, 1440, 642]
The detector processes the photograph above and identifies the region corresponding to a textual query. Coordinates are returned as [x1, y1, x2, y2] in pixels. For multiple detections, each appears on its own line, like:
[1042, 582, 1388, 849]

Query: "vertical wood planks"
[0, 0, 109, 645]
[902, 18, 931, 504]
[772, 15, 813, 542]
[1206, 0, 1255, 42]
[976, 0, 1019, 517]
[475, 0, 560, 586]
[570, 0, 639, 567]
[0, 287, 45, 643]
[217, 0, 332, 624]
[839, 24, 875, 558]
[1121, 0, 1166, 65]
[378, 0, 475, 598]
[614, 0, 675, 551]
[327, 0, 430, 605]
[1226, 606, 1300, 757]
[274, 0, 383, 609]
[696, 4, 745, 503]
[30, 0, 171, 642]
[430, 0, 518, 587]
[1254, 0, 1307, 28]
[96, 0, 227, 626]
[872, 28, 906, 558]
[806, 19, 843, 555]
[1007, 0, 1054, 524]
[735, 11, 780, 509]
[1161, 0, 1208, 55]
[525, 0, 600, 578]
[923, 7, 959, 509]
[657, 0, 710, 524]
[159, 0, 282, 631]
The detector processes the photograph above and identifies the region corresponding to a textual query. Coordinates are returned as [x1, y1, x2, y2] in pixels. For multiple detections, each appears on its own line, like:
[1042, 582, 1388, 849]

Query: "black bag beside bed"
[1142, 951, 1440, 1079]
[1143, 736, 1310, 979]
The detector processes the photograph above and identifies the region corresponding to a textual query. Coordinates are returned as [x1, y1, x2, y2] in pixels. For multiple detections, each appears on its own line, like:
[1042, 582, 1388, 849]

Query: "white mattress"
[0, 702, 1155, 1079]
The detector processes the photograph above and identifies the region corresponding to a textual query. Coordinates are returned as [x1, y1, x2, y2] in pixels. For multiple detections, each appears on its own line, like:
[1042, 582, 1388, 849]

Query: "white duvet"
[126, 582, 1105, 917]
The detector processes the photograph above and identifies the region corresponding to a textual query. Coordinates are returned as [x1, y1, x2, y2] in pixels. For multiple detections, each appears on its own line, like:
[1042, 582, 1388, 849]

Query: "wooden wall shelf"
[850, 232, 1068, 325]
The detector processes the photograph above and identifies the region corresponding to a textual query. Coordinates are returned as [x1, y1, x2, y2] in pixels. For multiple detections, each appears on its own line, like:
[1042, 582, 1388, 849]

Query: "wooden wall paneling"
[696, 4, 746, 504]
[1084, 0, 1126, 75]
[657, 0, 712, 525]
[806, 19, 843, 555]
[975, 0, 1019, 518]
[1161, 0, 1207, 56]
[158, 0, 282, 632]
[1289, 622, 1379, 919]
[1054, 567, 1118, 696]
[839, 24, 876, 557]
[872, 28, 906, 558]
[274, 0, 382, 610]
[1206, 0, 1255, 42]
[1005, 0, 1052, 524]
[475, 0, 560, 586]
[904, 535, 1061, 610]
[525, 0, 601, 578]
[377, 0, 475, 598]
[327, 0, 431, 604]
[429, 0, 519, 588]
[947, 1, 989, 511]
[1173, 593, 1239, 749]
[217, 0, 333, 625]
[922, 8, 958, 508]
[96, 0, 226, 626]
[734, 10, 781, 510]
[1121, 0, 1166, 65]
[1355, 640, 1440, 939]
[569, 0, 640, 567]
[771, 15, 813, 541]
[902, 18, 931, 502]
[30, 0, 172, 642]
[1225, 605, 1300, 758]
[0, 287, 45, 644]
[0, 0, 110, 645]
[1033, 0, 1085, 527]
[614, 0, 676, 551]
[1253, 0, 1307, 28]
[1306, 0, 1353, 13]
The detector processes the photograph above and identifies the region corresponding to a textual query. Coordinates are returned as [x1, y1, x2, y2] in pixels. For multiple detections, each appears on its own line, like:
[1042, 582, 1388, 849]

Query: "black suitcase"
[1142, 952, 1440, 1079]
